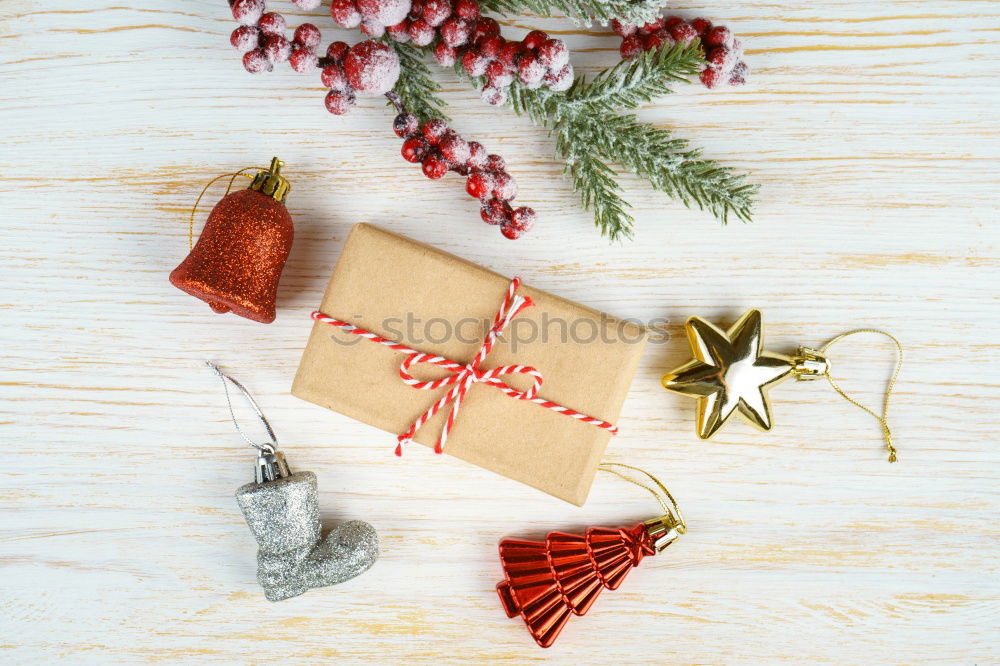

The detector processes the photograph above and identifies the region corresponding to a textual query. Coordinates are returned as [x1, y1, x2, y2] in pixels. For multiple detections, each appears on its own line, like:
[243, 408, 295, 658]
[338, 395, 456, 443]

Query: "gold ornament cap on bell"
[662, 309, 801, 439]
[249, 157, 291, 202]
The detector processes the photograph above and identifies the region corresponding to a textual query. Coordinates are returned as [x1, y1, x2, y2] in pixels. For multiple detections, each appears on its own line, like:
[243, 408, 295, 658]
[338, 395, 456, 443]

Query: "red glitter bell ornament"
[170, 158, 293, 323]
[496, 463, 686, 648]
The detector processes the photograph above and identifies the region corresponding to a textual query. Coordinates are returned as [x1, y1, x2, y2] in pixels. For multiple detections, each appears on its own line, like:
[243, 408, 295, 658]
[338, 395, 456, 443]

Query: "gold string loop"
[597, 462, 686, 534]
[819, 329, 903, 463]
[187, 168, 262, 249]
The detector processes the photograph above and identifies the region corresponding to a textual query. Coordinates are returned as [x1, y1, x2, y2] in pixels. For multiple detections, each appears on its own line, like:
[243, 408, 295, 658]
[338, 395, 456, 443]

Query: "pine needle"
[387, 41, 449, 121]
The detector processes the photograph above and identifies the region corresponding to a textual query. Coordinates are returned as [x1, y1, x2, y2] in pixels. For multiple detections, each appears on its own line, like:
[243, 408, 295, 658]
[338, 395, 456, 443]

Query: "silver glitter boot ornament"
[208, 362, 379, 602]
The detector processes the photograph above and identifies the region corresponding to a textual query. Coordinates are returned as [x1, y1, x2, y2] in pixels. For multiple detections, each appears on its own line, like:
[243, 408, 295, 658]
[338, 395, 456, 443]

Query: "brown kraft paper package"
[292, 223, 647, 505]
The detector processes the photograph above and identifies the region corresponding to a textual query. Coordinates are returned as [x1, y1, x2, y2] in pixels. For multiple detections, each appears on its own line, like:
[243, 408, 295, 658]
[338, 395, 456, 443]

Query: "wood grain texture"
[1, 1, 998, 663]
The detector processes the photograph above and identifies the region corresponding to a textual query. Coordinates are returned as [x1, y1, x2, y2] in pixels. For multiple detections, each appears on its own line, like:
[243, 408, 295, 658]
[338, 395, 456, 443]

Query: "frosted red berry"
[710, 46, 736, 71]
[434, 42, 458, 66]
[643, 17, 665, 32]
[665, 16, 683, 29]
[690, 17, 712, 35]
[409, 18, 435, 45]
[462, 50, 489, 77]
[485, 154, 506, 171]
[612, 19, 637, 38]
[422, 0, 452, 27]
[263, 34, 291, 63]
[357, 0, 412, 28]
[699, 67, 723, 89]
[705, 25, 733, 47]
[545, 64, 573, 91]
[508, 206, 536, 232]
[499, 41, 524, 67]
[479, 35, 504, 59]
[492, 171, 517, 200]
[289, 47, 318, 72]
[231, 25, 261, 53]
[487, 60, 514, 87]
[441, 17, 473, 47]
[243, 48, 272, 73]
[325, 89, 356, 115]
[361, 21, 386, 37]
[387, 19, 411, 42]
[401, 137, 430, 162]
[393, 112, 419, 138]
[522, 30, 548, 51]
[344, 40, 401, 95]
[321, 63, 349, 89]
[422, 119, 449, 145]
[643, 32, 666, 51]
[467, 142, 487, 168]
[466, 171, 494, 200]
[258, 12, 287, 36]
[472, 17, 501, 42]
[232, 0, 265, 26]
[729, 60, 749, 86]
[481, 198, 512, 225]
[537, 39, 568, 70]
[439, 134, 471, 165]
[517, 53, 545, 87]
[330, 0, 362, 28]
[620, 34, 643, 59]
[294, 23, 322, 48]
[670, 22, 699, 45]
[327, 41, 351, 61]
[500, 224, 522, 240]
[422, 155, 449, 179]
[481, 85, 507, 106]
[454, 0, 480, 20]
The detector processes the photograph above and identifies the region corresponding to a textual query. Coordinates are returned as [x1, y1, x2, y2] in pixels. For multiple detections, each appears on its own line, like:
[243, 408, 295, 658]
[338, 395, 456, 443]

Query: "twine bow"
[311, 277, 618, 457]
[395, 278, 539, 455]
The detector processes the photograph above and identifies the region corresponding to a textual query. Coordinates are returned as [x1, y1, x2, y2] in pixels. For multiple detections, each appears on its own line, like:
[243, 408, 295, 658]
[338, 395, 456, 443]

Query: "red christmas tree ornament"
[170, 158, 293, 323]
[496, 463, 686, 648]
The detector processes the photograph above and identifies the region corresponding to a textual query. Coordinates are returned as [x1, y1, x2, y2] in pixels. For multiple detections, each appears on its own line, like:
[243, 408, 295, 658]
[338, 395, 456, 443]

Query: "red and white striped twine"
[310, 277, 618, 456]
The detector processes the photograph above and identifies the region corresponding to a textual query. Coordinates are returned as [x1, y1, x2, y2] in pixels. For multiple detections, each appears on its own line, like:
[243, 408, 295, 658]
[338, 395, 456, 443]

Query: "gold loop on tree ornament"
[597, 462, 686, 535]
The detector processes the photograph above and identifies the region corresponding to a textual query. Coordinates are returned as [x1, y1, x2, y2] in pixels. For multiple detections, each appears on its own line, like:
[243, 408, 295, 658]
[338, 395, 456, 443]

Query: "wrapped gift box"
[292, 223, 646, 505]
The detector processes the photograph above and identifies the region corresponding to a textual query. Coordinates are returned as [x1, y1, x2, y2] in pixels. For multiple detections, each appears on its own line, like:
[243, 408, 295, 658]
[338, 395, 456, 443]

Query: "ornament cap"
[791, 346, 830, 380]
[255, 450, 291, 484]
[644, 513, 685, 552]
[249, 157, 291, 203]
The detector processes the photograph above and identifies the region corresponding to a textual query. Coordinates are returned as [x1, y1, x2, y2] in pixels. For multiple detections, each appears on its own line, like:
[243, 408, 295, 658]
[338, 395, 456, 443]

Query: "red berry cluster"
[330, 0, 573, 106]
[615, 15, 749, 89]
[394, 112, 536, 239]
[230, 2, 402, 101]
[230, 2, 325, 74]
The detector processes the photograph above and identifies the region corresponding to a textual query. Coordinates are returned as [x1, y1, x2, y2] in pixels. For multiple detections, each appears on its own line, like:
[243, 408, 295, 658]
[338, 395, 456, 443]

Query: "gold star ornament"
[662, 309, 796, 439]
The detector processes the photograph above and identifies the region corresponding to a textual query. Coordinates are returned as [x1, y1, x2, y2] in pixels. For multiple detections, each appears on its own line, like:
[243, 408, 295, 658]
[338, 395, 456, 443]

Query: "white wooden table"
[2, 1, 998, 663]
